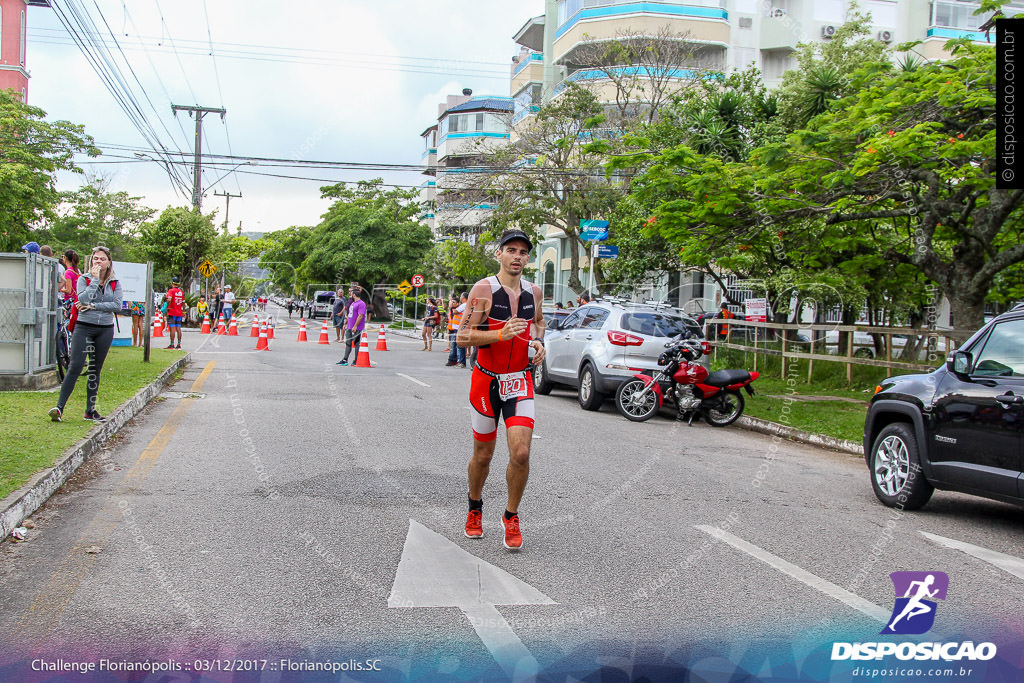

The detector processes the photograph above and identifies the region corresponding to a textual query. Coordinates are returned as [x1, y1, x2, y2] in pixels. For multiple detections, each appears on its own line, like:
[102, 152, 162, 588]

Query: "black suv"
[864, 304, 1024, 510]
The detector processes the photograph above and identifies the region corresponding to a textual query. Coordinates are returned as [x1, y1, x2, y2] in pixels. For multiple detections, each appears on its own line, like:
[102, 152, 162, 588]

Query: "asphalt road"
[2, 303, 1022, 680]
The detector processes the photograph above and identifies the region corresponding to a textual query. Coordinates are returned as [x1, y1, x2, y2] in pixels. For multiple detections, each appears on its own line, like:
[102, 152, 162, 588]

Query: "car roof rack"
[1012, 302, 1024, 312]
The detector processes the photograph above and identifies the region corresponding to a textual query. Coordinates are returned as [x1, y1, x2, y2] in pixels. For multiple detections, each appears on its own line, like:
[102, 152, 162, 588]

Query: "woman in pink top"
[59, 249, 81, 302]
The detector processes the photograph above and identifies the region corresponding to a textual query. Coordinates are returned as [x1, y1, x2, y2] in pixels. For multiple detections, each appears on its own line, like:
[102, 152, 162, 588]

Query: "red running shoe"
[465, 510, 483, 539]
[501, 514, 522, 550]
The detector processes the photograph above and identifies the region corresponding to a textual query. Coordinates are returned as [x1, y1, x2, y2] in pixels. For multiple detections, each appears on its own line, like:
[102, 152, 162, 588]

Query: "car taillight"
[700, 341, 710, 355]
[607, 330, 644, 346]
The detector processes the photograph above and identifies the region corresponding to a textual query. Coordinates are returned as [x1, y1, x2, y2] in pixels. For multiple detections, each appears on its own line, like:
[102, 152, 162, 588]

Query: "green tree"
[43, 176, 154, 259]
[299, 180, 432, 317]
[423, 238, 498, 287]
[259, 225, 314, 295]
[0, 89, 99, 250]
[137, 207, 218, 288]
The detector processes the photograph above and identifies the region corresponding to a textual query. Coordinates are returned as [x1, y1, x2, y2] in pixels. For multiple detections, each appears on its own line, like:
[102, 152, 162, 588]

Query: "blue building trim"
[513, 52, 544, 77]
[926, 27, 992, 42]
[556, 3, 728, 40]
[440, 132, 511, 141]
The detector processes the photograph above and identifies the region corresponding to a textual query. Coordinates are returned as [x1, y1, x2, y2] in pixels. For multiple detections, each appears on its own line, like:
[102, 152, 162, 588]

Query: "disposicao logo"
[881, 571, 948, 635]
[831, 571, 997, 663]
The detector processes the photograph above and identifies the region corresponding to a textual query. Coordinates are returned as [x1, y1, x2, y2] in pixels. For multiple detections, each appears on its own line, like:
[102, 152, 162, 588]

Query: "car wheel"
[577, 363, 604, 411]
[533, 360, 553, 395]
[869, 423, 933, 510]
[854, 347, 874, 359]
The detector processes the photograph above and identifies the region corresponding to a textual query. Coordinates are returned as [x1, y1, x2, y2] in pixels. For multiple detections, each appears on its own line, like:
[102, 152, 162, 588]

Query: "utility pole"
[214, 190, 242, 235]
[171, 104, 227, 211]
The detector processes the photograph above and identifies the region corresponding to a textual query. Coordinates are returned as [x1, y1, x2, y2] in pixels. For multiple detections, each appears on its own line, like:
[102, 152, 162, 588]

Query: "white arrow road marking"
[695, 525, 890, 623]
[396, 373, 431, 388]
[921, 531, 1024, 580]
[389, 519, 556, 682]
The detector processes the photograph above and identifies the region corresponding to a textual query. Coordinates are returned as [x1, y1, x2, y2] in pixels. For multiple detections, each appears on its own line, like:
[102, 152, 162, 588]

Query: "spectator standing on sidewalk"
[222, 285, 236, 322]
[422, 298, 439, 351]
[48, 246, 123, 423]
[447, 292, 468, 368]
[164, 277, 185, 349]
[337, 284, 366, 366]
[332, 288, 348, 342]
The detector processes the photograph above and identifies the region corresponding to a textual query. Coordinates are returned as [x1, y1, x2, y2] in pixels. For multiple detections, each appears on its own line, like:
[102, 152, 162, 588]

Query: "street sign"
[580, 219, 610, 241]
[198, 260, 217, 278]
[398, 280, 414, 295]
[745, 298, 768, 323]
[411, 274, 425, 288]
[596, 245, 619, 259]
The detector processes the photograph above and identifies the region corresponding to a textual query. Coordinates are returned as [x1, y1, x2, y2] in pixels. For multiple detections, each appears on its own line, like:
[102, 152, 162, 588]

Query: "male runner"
[457, 229, 545, 550]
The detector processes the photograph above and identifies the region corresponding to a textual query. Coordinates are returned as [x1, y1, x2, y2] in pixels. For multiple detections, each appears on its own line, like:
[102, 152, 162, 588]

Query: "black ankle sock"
[504, 509, 517, 520]
[468, 496, 483, 512]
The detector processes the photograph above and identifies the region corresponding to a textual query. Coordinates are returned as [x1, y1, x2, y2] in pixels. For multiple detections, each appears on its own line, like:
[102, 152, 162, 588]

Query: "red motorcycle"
[614, 335, 759, 426]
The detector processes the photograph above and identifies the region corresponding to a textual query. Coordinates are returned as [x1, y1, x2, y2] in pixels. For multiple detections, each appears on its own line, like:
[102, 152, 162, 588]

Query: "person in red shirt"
[164, 277, 185, 349]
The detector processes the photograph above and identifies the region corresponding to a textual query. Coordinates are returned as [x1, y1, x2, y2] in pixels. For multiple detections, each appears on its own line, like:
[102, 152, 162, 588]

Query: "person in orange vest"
[717, 301, 735, 339]
[446, 292, 467, 367]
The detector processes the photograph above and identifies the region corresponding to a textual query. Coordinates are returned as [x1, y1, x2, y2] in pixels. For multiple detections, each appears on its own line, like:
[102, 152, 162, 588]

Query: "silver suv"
[534, 300, 706, 410]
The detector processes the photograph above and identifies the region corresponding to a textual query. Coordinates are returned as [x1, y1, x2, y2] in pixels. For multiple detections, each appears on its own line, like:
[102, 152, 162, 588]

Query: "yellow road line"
[16, 361, 216, 642]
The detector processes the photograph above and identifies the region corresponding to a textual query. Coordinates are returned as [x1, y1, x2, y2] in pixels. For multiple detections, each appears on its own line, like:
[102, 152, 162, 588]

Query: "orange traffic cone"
[250, 313, 260, 338]
[355, 330, 372, 367]
[153, 312, 164, 338]
[228, 314, 239, 336]
[255, 318, 270, 351]
[216, 315, 227, 335]
[317, 320, 330, 345]
[296, 318, 308, 342]
[267, 319, 275, 340]
[375, 324, 389, 351]
[200, 312, 211, 334]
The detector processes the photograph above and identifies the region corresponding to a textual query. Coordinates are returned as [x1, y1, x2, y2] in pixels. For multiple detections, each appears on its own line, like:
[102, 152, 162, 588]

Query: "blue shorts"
[166, 315, 183, 327]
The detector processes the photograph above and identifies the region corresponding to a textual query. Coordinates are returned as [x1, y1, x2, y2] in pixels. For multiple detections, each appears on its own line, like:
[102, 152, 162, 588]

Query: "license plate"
[497, 372, 529, 401]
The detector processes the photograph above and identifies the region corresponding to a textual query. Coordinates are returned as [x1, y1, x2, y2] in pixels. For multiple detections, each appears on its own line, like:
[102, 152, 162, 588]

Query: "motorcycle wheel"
[704, 389, 744, 427]
[615, 379, 659, 422]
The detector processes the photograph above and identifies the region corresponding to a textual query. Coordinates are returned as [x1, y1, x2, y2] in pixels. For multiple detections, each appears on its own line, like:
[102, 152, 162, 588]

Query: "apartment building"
[506, 0, 1018, 309]
[0, 0, 49, 100]
[419, 89, 513, 241]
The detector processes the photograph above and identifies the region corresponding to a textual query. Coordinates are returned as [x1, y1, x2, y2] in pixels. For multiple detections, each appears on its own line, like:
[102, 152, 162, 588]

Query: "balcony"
[760, 14, 799, 52]
[553, 2, 730, 65]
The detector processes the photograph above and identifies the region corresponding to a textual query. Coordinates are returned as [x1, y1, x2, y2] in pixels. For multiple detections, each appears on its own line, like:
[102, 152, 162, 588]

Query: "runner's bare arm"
[528, 283, 546, 366]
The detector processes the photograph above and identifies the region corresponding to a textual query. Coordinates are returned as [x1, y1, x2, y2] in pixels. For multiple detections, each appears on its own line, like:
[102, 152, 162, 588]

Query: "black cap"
[498, 230, 533, 252]
[171, 276, 179, 283]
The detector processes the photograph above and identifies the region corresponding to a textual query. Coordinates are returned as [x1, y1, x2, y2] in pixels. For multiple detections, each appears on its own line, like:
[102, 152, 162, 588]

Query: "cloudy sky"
[27, 1, 539, 233]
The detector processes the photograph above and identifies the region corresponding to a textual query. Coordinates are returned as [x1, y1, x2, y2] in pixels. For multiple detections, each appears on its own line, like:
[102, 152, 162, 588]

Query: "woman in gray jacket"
[48, 246, 123, 423]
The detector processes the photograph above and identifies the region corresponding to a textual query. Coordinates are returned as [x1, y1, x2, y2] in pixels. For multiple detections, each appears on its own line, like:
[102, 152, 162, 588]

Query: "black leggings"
[57, 323, 114, 414]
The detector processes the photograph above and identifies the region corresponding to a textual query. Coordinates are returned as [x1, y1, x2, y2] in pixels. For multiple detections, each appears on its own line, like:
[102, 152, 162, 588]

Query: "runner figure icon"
[882, 571, 949, 635]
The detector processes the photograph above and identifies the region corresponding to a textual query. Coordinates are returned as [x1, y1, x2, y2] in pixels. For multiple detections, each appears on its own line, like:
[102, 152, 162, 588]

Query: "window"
[476, 113, 484, 131]
[21, 10, 27, 65]
[972, 319, 1024, 377]
[543, 262, 555, 300]
[865, 0, 897, 26]
[580, 307, 610, 330]
[560, 309, 585, 330]
[620, 312, 702, 338]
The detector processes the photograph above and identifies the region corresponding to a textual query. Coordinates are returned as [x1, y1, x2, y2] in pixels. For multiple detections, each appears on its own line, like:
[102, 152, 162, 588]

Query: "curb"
[736, 415, 863, 456]
[0, 353, 191, 541]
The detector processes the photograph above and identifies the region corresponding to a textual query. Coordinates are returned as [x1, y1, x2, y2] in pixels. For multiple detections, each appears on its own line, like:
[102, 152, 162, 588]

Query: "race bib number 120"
[497, 373, 528, 401]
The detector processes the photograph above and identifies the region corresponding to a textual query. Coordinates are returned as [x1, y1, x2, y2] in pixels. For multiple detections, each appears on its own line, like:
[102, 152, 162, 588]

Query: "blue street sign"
[596, 245, 619, 259]
[580, 219, 610, 241]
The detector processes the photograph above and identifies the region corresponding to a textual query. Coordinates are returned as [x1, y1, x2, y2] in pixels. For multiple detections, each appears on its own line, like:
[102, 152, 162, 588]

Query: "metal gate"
[0, 252, 63, 379]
